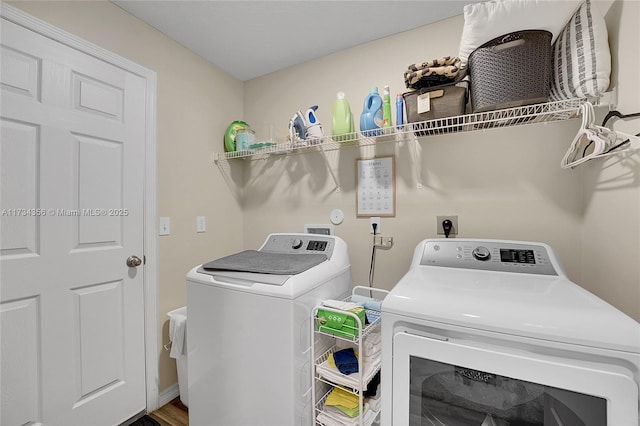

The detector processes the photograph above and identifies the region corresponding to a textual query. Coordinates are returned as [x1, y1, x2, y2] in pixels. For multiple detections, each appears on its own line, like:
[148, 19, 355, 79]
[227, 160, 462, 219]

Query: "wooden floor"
[149, 398, 188, 426]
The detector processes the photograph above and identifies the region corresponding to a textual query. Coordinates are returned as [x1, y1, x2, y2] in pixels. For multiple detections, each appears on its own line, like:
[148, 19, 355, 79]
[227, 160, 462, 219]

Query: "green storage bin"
[316, 307, 366, 339]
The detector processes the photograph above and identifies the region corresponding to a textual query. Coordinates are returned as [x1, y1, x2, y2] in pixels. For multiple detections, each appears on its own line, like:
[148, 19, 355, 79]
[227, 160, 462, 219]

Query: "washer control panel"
[420, 240, 558, 276]
[262, 234, 334, 257]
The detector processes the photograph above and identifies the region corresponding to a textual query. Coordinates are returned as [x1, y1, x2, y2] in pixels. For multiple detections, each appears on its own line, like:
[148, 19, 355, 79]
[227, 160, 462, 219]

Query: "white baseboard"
[157, 383, 180, 408]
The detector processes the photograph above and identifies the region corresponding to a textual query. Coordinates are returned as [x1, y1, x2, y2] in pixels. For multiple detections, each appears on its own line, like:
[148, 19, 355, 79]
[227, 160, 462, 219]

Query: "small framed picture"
[356, 156, 396, 217]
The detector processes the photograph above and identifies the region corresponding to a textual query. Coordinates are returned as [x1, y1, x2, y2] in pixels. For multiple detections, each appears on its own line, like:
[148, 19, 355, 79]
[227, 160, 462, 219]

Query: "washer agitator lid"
[382, 239, 640, 354]
[201, 250, 328, 275]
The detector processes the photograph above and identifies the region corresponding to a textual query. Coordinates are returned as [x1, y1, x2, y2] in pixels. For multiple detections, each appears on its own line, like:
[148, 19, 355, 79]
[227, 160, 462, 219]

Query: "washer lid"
[196, 267, 292, 286]
[202, 250, 328, 275]
[382, 266, 640, 354]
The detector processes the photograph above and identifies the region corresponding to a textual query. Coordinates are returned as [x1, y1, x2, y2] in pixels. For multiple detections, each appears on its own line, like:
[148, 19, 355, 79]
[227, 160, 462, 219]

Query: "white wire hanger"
[561, 102, 640, 169]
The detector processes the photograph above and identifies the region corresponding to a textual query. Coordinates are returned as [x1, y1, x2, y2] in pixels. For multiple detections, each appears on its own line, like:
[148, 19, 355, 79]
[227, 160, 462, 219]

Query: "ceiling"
[112, 1, 475, 81]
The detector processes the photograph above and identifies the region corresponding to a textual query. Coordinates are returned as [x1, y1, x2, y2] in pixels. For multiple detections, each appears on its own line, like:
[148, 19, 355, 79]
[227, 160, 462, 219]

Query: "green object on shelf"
[224, 120, 250, 152]
[317, 307, 366, 339]
[248, 142, 277, 150]
[332, 91, 355, 140]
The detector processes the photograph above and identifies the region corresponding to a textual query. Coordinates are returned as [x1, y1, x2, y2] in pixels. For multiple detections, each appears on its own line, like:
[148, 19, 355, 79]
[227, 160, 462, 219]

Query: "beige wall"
[580, 0, 640, 321]
[243, 2, 640, 322]
[7, 1, 246, 392]
[242, 16, 585, 290]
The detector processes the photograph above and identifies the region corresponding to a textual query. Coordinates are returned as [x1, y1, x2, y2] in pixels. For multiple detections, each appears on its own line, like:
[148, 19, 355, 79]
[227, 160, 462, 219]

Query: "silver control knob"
[292, 238, 303, 249]
[472, 246, 491, 261]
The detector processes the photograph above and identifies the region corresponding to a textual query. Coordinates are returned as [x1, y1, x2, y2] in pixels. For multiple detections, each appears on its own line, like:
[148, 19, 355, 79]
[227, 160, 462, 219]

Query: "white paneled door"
[1, 17, 147, 425]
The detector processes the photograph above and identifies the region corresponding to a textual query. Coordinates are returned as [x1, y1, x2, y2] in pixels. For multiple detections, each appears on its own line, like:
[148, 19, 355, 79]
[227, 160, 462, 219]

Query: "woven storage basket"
[468, 30, 552, 113]
[403, 81, 468, 136]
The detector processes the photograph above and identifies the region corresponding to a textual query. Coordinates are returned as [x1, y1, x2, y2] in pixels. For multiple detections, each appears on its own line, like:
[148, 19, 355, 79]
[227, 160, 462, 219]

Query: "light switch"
[197, 216, 206, 233]
[159, 217, 170, 236]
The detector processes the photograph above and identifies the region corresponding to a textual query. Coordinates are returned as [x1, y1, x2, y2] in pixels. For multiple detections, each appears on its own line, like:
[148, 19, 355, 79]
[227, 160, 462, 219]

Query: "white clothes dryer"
[381, 239, 640, 426]
[187, 233, 351, 426]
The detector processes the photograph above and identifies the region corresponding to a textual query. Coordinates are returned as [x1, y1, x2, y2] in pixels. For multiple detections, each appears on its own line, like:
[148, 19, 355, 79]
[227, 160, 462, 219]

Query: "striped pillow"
[550, 0, 611, 101]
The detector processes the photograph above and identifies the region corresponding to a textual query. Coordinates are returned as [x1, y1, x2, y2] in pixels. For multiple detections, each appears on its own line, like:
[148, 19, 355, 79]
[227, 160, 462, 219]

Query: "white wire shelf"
[214, 97, 608, 162]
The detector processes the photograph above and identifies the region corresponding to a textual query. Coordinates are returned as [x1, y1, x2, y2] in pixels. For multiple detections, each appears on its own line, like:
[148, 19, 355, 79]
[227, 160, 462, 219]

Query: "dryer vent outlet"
[437, 215, 458, 237]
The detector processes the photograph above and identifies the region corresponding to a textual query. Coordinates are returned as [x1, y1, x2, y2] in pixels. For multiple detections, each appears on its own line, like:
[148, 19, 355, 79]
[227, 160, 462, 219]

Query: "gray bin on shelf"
[167, 306, 188, 407]
[468, 30, 552, 113]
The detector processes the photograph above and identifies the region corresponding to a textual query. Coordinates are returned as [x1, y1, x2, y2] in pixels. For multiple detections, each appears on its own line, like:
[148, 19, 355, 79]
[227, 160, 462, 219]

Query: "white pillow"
[459, 0, 582, 67]
[549, 0, 611, 100]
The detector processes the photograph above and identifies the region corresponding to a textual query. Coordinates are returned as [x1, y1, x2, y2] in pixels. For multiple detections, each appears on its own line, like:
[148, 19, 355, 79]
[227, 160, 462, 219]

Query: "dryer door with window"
[391, 331, 639, 425]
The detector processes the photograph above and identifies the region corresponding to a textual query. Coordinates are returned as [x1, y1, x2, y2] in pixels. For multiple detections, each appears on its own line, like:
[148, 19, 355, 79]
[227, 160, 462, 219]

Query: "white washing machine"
[187, 233, 351, 426]
[381, 239, 640, 425]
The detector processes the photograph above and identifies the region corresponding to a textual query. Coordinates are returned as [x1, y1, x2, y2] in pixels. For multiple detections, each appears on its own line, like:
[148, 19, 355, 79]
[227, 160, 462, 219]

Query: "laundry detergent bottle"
[332, 92, 354, 142]
[360, 86, 383, 137]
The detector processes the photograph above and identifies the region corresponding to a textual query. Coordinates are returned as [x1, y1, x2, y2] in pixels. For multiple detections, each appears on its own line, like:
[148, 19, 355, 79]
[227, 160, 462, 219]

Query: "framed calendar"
[356, 156, 396, 217]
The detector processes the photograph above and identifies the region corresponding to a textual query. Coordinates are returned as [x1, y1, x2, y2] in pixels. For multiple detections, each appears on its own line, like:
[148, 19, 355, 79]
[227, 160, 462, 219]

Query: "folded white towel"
[316, 358, 381, 390]
[335, 334, 381, 357]
[322, 299, 362, 311]
[366, 395, 382, 412]
[362, 354, 380, 366]
[169, 311, 187, 359]
[318, 405, 376, 426]
[363, 342, 381, 356]
[364, 330, 381, 344]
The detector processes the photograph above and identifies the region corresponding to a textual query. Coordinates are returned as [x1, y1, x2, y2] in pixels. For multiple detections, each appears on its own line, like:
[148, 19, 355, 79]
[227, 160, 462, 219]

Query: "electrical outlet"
[370, 217, 381, 234]
[374, 236, 394, 249]
[436, 215, 458, 236]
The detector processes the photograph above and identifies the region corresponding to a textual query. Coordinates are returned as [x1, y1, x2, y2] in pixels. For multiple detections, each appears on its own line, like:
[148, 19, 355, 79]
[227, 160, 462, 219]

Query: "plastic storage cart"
[311, 286, 389, 426]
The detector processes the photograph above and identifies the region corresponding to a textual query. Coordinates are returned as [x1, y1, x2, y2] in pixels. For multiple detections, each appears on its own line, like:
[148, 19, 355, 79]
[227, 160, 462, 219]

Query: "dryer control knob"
[472, 246, 491, 261]
[292, 238, 304, 249]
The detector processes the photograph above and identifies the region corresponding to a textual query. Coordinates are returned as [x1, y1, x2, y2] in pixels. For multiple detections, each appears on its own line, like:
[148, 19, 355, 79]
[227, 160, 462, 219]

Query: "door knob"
[126, 255, 143, 268]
